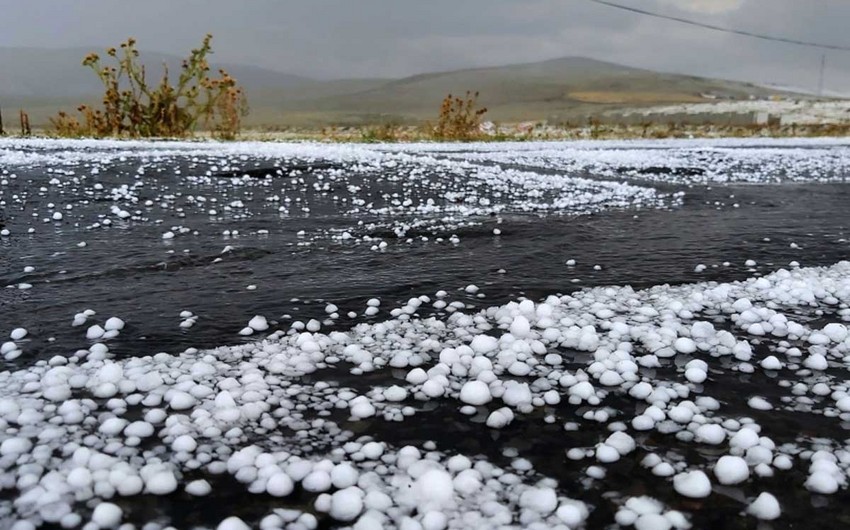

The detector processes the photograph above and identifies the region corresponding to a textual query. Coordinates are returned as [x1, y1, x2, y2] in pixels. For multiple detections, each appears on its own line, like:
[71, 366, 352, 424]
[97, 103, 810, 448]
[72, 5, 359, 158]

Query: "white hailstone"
[67, 468, 93, 488]
[836, 397, 850, 412]
[98, 417, 128, 436]
[162, 231, 175, 240]
[383, 385, 408, 402]
[459, 381, 492, 406]
[330, 463, 359, 489]
[145, 470, 178, 495]
[555, 502, 588, 527]
[510, 315, 531, 338]
[169, 391, 196, 410]
[695, 424, 726, 445]
[52, 212, 63, 221]
[803, 354, 828, 371]
[823, 323, 848, 342]
[91, 503, 122, 528]
[413, 469, 455, 511]
[635, 514, 671, 530]
[674, 338, 696, 354]
[217, 517, 251, 530]
[329, 487, 364, 521]
[748, 397, 772, 411]
[469, 335, 498, 354]
[746, 492, 781, 520]
[10, 328, 27, 340]
[685, 367, 707, 384]
[303, 470, 332, 492]
[86, 325, 105, 340]
[596, 444, 620, 463]
[248, 315, 269, 331]
[0, 437, 32, 456]
[673, 470, 712, 498]
[486, 407, 515, 429]
[172, 435, 197, 453]
[238, 327, 254, 336]
[104, 317, 125, 331]
[349, 396, 376, 419]
[729, 428, 760, 450]
[266, 473, 295, 497]
[361, 442, 384, 460]
[713, 456, 749, 485]
[185, 480, 212, 496]
[123, 421, 154, 438]
[605, 432, 636, 455]
[760, 356, 782, 370]
[805, 472, 839, 494]
[519, 487, 558, 515]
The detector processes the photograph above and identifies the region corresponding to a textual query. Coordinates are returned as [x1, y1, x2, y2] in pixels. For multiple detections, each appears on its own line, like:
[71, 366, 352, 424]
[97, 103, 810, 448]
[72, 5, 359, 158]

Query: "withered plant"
[50, 35, 248, 139]
[429, 91, 487, 141]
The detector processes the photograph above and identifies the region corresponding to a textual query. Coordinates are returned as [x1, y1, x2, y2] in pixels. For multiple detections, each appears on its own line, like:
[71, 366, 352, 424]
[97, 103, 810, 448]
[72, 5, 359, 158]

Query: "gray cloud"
[1, 0, 848, 93]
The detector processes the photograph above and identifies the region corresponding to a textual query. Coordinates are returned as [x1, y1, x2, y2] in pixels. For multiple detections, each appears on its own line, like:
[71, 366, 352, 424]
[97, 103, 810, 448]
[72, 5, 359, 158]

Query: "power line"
[586, 0, 850, 51]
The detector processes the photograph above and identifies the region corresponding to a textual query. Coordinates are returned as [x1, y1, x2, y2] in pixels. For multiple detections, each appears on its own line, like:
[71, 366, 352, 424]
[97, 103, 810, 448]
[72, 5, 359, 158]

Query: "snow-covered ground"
[1, 138, 850, 529]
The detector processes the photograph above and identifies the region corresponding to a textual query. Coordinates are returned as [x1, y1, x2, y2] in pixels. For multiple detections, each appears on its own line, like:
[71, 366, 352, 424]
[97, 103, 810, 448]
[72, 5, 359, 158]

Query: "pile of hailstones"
[2, 262, 850, 529]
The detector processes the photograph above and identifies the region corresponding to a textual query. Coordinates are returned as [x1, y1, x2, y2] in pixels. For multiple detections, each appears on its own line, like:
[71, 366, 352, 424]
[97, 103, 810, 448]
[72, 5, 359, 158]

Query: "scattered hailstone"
[746, 492, 781, 520]
[673, 470, 712, 499]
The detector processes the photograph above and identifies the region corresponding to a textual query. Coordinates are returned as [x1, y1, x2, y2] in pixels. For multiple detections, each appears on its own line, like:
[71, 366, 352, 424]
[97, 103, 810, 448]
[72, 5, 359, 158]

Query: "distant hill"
[0, 48, 802, 129]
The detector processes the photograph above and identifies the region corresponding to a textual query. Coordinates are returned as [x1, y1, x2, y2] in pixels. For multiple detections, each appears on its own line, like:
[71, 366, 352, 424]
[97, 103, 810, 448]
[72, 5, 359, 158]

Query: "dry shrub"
[429, 91, 487, 141]
[50, 35, 248, 139]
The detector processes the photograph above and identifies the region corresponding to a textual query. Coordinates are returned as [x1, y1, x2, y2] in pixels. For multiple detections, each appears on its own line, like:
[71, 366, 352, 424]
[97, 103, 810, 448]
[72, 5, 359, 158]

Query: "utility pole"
[817, 53, 826, 97]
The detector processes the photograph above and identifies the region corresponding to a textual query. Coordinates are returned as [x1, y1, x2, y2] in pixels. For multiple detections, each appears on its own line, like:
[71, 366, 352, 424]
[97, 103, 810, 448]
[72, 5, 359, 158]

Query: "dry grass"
[568, 91, 707, 104]
[49, 35, 248, 139]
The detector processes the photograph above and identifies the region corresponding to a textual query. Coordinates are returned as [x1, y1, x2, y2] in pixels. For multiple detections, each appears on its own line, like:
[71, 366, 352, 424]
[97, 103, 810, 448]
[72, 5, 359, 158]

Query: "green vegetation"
[50, 35, 248, 139]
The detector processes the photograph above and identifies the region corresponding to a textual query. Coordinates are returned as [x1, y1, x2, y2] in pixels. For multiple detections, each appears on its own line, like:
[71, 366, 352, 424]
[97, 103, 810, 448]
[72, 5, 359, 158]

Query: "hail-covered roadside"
[1, 138, 850, 529]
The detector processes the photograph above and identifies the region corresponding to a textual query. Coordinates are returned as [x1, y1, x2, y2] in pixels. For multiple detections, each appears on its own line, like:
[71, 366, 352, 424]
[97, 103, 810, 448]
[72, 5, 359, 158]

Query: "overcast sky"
[2, 0, 849, 93]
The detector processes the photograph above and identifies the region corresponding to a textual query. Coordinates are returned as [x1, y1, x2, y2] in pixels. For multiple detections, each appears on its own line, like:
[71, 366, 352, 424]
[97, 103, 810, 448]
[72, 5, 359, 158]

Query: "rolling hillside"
[0, 48, 799, 129]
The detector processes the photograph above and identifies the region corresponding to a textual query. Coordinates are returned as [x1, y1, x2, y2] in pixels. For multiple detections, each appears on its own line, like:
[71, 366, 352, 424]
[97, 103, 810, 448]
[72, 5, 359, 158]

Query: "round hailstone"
[104, 317, 125, 331]
[747, 492, 781, 520]
[145, 470, 178, 495]
[596, 444, 620, 463]
[172, 434, 197, 453]
[695, 424, 726, 445]
[217, 517, 251, 530]
[383, 385, 408, 402]
[713, 455, 749, 485]
[91, 502, 122, 528]
[805, 472, 839, 494]
[459, 381, 492, 406]
[185, 479, 212, 496]
[510, 315, 531, 338]
[329, 487, 364, 521]
[10, 328, 27, 340]
[303, 470, 332, 492]
[635, 514, 672, 530]
[266, 473, 294, 497]
[519, 487, 558, 515]
[823, 323, 848, 342]
[673, 470, 712, 498]
[413, 469, 455, 511]
[248, 315, 269, 332]
[331, 463, 359, 489]
[760, 356, 782, 370]
[674, 337, 697, 354]
[86, 325, 105, 340]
